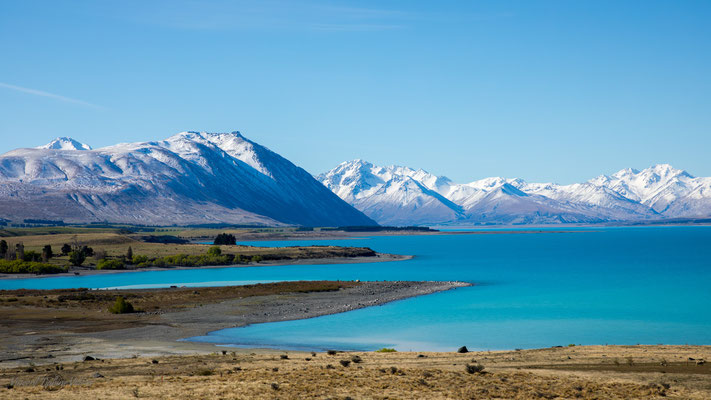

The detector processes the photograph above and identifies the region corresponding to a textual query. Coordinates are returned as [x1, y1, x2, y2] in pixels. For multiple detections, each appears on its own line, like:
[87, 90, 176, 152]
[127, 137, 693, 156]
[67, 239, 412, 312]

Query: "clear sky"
[1, 0, 709, 184]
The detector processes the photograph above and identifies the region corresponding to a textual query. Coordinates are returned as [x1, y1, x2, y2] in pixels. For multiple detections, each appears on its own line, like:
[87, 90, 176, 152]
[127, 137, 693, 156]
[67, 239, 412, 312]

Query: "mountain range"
[2, 133, 709, 227]
[0, 132, 376, 227]
[318, 160, 711, 226]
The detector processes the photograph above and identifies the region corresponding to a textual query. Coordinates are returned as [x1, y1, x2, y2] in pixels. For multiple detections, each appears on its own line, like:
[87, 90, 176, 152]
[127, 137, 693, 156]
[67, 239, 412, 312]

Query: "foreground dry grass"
[1, 346, 709, 399]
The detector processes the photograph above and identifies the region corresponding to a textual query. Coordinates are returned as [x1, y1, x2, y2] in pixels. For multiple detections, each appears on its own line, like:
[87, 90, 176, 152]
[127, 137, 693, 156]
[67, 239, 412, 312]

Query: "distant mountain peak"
[646, 163, 692, 178]
[612, 167, 640, 178]
[320, 160, 711, 226]
[38, 137, 92, 151]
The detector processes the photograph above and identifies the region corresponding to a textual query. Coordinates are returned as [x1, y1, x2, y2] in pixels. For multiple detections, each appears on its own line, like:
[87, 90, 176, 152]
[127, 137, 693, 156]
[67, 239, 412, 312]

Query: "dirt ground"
[0, 281, 469, 368]
[0, 345, 708, 399]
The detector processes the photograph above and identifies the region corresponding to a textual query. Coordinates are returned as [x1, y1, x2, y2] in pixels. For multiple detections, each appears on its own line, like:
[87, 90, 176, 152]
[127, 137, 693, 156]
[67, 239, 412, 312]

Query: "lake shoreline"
[0, 280, 470, 368]
[186, 228, 594, 243]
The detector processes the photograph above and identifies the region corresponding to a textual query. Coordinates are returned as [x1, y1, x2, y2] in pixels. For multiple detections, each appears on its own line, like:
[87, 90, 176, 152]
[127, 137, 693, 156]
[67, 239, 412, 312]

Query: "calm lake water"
[3, 226, 710, 351]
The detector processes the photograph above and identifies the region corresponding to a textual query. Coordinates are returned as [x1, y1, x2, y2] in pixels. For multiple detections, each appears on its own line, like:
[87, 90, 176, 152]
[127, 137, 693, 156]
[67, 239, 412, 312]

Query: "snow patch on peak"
[163, 131, 272, 177]
[38, 137, 91, 151]
[612, 167, 640, 178]
[647, 163, 693, 179]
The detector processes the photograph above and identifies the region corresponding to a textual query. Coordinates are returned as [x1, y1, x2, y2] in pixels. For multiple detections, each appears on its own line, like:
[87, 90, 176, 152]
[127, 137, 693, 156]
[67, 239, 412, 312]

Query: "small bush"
[108, 296, 134, 314]
[339, 360, 351, 367]
[251, 255, 262, 263]
[207, 246, 222, 256]
[327, 350, 338, 355]
[132, 251, 236, 268]
[465, 364, 485, 374]
[0, 260, 68, 274]
[195, 369, 214, 376]
[97, 259, 125, 270]
[351, 355, 362, 363]
[375, 348, 397, 353]
[132, 255, 149, 264]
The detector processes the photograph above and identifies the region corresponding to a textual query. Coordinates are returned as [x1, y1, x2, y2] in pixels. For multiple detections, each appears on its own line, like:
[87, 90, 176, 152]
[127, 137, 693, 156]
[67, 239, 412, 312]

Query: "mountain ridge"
[318, 160, 711, 226]
[0, 132, 377, 227]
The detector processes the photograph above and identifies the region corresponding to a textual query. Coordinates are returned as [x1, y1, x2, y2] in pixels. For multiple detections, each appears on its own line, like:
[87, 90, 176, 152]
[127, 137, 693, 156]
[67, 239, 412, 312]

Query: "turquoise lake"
[2, 226, 710, 351]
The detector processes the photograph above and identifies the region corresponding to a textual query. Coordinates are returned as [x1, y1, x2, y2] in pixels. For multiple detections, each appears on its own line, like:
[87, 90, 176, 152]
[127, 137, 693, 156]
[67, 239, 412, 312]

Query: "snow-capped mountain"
[38, 137, 92, 151]
[0, 132, 376, 226]
[319, 160, 711, 226]
[318, 160, 461, 225]
[589, 164, 711, 216]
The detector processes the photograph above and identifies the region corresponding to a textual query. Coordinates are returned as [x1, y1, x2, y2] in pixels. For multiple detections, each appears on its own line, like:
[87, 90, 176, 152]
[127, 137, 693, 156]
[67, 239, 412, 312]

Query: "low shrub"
[96, 259, 125, 270]
[108, 296, 134, 314]
[465, 363, 485, 374]
[132, 252, 240, 269]
[131, 255, 149, 264]
[375, 348, 397, 353]
[0, 260, 68, 274]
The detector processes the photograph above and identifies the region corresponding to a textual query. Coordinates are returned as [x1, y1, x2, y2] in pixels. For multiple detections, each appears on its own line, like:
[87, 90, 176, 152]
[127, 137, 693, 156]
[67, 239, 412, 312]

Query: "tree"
[80, 246, 94, 257]
[42, 245, 53, 262]
[23, 251, 41, 262]
[68, 250, 86, 266]
[61, 244, 72, 255]
[214, 233, 237, 245]
[207, 246, 222, 256]
[0, 240, 7, 258]
[15, 243, 24, 261]
[126, 246, 133, 261]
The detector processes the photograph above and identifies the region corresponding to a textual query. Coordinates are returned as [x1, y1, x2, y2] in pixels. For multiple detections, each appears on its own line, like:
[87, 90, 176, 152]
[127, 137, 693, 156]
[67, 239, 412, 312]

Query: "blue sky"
[1, 0, 709, 183]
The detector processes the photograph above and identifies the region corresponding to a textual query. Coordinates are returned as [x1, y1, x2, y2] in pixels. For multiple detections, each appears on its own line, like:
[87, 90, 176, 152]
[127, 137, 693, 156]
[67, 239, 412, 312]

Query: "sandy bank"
[0, 281, 468, 367]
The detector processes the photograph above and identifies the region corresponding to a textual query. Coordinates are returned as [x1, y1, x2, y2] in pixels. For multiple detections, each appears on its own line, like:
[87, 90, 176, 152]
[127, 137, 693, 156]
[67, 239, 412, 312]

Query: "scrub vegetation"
[0, 226, 378, 274]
